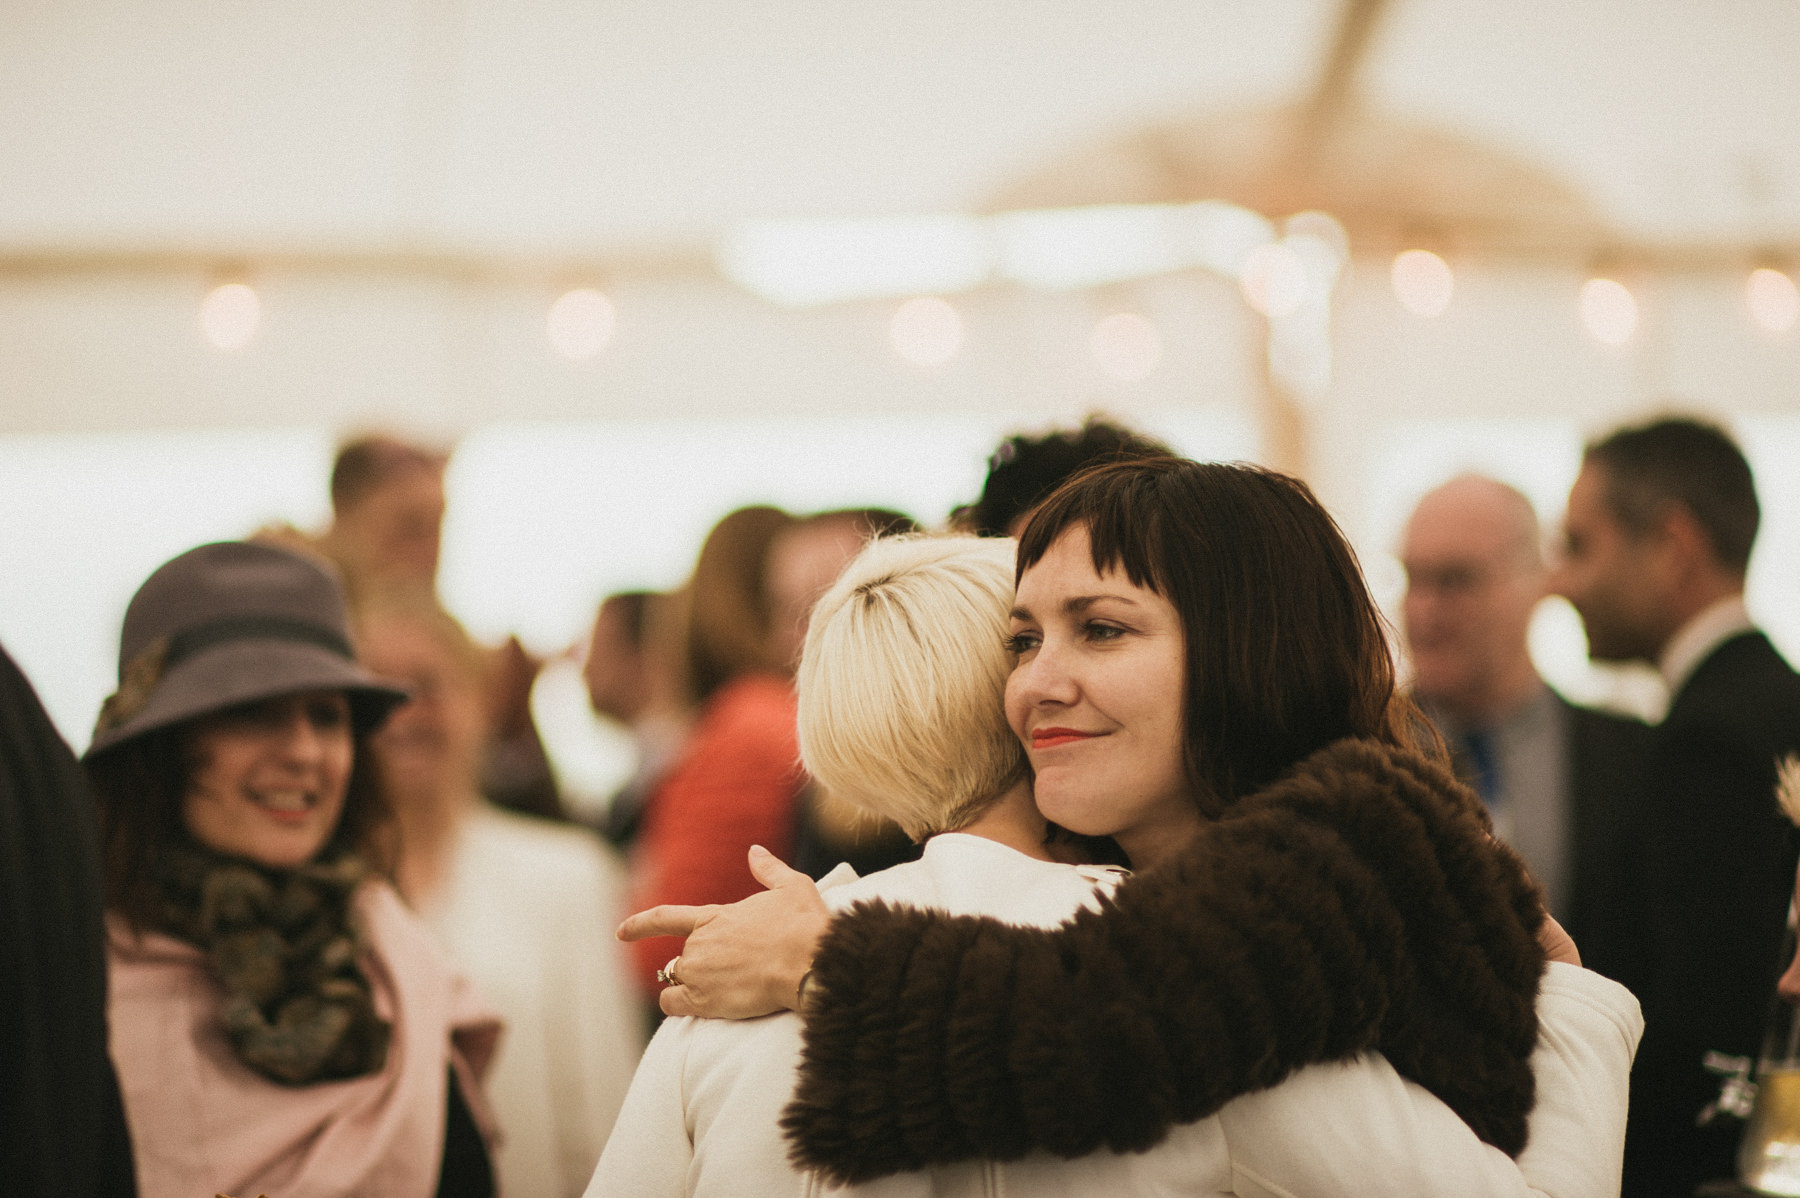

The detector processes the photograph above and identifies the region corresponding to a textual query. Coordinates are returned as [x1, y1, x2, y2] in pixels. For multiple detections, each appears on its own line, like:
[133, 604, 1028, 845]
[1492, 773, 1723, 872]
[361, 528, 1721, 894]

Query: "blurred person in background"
[311, 431, 567, 822]
[583, 591, 695, 855]
[0, 643, 137, 1196]
[768, 507, 923, 881]
[954, 414, 1173, 538]
[624, 506, 803, 1001]
[1399, 474, 1648, 928]
[316, 433, 450, 603]
[83, 541, 499, 1198]
[1551, 415, 1800, 1197]
[357, 593, 643, 1198]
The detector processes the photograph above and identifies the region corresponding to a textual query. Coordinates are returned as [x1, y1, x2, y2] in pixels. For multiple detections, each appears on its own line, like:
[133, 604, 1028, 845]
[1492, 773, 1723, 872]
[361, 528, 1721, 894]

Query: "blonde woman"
[591, 534, 1640, 1197]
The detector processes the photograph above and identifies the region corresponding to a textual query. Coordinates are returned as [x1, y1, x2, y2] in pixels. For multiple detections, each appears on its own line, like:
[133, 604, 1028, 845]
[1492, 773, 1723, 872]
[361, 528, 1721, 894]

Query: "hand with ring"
[620, 845, 831, 1019]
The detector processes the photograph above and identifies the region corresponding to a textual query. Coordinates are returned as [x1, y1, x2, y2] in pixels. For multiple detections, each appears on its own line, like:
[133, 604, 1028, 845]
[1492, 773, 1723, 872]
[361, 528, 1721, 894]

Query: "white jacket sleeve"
[1216, 962, 1643, 1198]
[1513, 962, 1645, 1197]
[588, 1013, 817, 1198]
[554, 839, 651, 1192]
[585, 1019, 699, 1198]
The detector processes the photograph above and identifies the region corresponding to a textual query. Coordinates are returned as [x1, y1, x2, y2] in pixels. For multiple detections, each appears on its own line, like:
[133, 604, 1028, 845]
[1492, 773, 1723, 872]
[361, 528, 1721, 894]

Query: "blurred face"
[182, 690, 353, 868]
[361, 618, 488, 802]
[338, 467, 446, 587]
[1005, 526, 1195, 869]
[1550, 464, 1671, 663]
[1401, 488, 1543, 712]
[583, 600, 647, 726]
[767, 520, 866, 668]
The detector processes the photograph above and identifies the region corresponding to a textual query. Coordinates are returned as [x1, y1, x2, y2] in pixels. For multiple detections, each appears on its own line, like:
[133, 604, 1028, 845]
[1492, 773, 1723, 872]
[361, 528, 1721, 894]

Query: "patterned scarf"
[152, 838, 392, 1085]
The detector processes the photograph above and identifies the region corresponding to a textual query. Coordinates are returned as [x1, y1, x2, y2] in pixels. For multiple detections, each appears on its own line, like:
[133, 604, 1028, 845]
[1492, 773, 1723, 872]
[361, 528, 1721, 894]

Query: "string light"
[1746, 267, 1799, 334]
[547, 288, 616, 360]
[199, 282, 260, 350]
[1579, 277, 1637, 346]
[890, 296, 963, 367]
[1391, 249, 1454, 318]
[1090, 312, 1161, 381]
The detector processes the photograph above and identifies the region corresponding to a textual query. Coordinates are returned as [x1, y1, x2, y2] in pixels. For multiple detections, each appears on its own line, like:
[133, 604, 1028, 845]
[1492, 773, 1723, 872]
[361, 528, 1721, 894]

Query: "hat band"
[94, 615, 359, 743]
[163, 614, 354, 669]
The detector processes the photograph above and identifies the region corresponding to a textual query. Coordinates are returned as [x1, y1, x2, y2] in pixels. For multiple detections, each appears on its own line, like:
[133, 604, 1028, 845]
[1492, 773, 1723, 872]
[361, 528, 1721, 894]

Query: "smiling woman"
[81, 541, 503, 1198]
[622, 458, 1644, 1193]
[1004, 524, 1191, 867]
[180, 691, 354, 869]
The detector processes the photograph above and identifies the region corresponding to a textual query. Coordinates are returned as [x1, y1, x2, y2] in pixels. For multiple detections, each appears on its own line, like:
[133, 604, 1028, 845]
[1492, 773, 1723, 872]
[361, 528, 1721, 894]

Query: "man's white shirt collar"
[1658, 594, 1754, 697]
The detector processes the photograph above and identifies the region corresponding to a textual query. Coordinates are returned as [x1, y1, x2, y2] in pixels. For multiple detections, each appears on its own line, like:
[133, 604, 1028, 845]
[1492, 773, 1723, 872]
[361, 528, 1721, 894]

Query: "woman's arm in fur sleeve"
[781, 740, 1546, 1185]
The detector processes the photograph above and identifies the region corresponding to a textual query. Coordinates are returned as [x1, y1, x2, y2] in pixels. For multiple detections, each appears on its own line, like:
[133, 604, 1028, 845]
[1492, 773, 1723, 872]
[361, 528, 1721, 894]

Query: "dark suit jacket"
[1590, 631, 1800, 1198]
[0, 644, 137, 1196]
[1563, 696, 1653, 980]
[1425, 689, 1647, 932]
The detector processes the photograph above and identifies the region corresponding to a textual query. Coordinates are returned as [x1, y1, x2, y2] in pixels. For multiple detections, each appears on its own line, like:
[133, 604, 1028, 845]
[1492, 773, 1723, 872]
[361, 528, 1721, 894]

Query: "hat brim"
[83, 639, 410, 759]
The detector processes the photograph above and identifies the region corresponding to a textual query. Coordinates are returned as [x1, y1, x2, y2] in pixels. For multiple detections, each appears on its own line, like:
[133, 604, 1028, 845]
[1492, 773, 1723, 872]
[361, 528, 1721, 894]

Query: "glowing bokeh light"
[547, 288, 616, 360]
[1090, 312, 1162, 382]
[1747, 268, 1800, 334]
[890, 296, 963, 367]
[1284, 212, 1349, 271]
[1239, 243, 1309, 317]
[199, 283, 260, 350]
[1579, 277, 1637, 346]
[1391, 249, 1454, 317]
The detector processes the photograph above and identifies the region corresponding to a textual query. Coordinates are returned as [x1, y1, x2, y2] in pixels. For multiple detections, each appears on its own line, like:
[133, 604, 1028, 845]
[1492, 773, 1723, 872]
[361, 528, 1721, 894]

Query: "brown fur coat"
[782, 738, 1548, 1184]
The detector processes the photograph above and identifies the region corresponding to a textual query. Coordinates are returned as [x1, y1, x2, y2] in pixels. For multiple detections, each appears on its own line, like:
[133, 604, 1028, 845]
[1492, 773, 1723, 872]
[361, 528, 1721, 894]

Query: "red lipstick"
[1032, 727, 1098, 749]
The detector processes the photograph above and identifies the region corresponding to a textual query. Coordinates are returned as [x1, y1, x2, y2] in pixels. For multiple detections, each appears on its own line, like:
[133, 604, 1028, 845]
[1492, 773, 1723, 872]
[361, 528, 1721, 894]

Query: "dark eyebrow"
[1009, 593, 1144, 622]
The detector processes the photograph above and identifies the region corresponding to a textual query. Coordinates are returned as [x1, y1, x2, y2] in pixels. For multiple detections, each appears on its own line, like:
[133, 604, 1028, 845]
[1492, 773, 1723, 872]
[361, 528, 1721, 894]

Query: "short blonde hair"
[796, 534, 1025, 839]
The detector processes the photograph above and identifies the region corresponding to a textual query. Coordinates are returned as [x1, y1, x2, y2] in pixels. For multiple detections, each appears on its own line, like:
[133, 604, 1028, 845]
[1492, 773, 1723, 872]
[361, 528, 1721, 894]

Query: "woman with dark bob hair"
[623, 457, 1642, 1187]
[84, 541, 500, 1198]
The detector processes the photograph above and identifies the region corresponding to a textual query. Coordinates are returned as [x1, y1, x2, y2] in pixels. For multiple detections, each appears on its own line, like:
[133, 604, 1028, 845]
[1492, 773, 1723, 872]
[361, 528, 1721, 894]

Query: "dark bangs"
[1016, 457, 1430, 816]
[1015, 459, 1172, 594]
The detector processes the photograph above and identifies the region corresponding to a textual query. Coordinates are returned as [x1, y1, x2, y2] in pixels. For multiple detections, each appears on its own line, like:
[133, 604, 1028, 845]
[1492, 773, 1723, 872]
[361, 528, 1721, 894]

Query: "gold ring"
[657, 956, 682, 987]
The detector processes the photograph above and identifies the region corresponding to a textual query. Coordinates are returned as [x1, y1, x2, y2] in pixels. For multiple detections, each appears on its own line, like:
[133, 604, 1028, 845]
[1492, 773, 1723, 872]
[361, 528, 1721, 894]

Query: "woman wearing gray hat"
[83, 541, 502, 1198]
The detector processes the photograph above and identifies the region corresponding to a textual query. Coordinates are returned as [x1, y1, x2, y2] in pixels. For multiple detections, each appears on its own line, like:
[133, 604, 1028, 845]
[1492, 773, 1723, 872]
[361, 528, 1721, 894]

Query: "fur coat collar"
[784, 737, 1547, 1184]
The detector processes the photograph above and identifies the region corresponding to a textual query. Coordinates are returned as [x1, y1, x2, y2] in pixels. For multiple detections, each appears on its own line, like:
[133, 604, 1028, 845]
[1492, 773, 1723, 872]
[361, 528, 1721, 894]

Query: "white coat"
[588, 833, 1642, 1197]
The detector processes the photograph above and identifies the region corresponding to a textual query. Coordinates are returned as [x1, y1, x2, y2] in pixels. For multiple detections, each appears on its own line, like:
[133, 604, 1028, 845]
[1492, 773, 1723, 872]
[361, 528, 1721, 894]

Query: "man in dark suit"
[1401, 473, 1650, 928]
[1552, 416, 1800, 1198]
[0, 643, 137, 1195]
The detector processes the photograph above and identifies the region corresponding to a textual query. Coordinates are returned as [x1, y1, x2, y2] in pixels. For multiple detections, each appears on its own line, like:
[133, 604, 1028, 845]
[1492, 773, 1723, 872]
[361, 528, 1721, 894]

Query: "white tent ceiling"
[5, 0, 1798, 260]
[3, 0, 1798, 446]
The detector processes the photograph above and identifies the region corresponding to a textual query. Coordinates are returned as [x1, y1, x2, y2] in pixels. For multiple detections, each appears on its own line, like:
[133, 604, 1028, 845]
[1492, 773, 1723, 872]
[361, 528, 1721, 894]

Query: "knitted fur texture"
[782, 737, 1547, 1184]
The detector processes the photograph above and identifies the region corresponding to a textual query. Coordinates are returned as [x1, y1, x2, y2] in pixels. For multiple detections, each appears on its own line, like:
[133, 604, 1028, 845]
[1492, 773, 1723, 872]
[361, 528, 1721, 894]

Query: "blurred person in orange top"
[625, 506, 802, 997]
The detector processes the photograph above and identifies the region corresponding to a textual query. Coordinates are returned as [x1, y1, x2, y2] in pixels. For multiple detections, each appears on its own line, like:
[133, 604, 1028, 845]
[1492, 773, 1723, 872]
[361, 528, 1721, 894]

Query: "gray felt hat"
[84, 541, 410, 759]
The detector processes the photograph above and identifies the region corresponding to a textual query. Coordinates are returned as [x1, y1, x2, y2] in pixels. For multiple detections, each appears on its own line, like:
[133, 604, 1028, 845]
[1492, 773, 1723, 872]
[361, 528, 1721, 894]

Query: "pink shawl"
[108, 880, 503, 1198]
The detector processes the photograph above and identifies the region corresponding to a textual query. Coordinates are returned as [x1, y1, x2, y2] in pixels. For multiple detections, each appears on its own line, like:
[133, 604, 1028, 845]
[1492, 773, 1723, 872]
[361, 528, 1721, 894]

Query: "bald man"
[1401, 474, 1648, 930]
